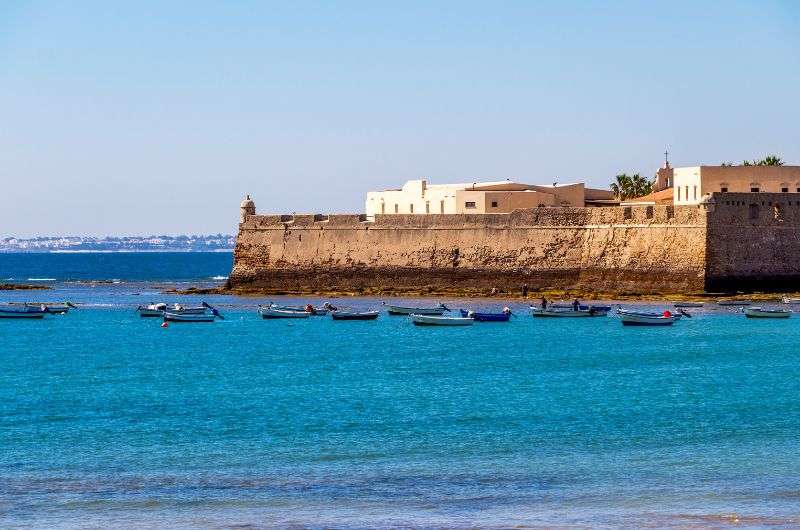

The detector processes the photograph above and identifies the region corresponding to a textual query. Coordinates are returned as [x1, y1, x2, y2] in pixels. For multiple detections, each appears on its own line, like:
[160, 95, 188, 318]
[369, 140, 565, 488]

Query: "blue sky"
[1, 1, 798, 236]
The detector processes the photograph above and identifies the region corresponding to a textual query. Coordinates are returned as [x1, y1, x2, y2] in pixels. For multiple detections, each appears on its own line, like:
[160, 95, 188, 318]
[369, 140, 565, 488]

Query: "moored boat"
[411, 314, 473, 326]
[10, 301, 76, 314]
[166, 303, 208, 315]
[744, 307, 791, 318]
[163, 311, 216, 322]
[269, 303, 330, 315]
[530, 307, 608, 317]
[717, 300, 752, 306]
[782, 297, 800, 304]
[459, 308, 511, 322]
[387, 304, 449, 315]
[331, 310, 380, 320]
[259, 306, 310, 319]
[0, 305, 48, 319]
[672, 301, 704, 308]
[617, 308, 680, 326]
[137, 303, 167, 317]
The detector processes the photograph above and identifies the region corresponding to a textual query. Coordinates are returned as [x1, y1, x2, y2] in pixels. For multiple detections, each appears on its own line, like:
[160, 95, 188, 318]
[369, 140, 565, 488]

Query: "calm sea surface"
[1, 252, 800, 528]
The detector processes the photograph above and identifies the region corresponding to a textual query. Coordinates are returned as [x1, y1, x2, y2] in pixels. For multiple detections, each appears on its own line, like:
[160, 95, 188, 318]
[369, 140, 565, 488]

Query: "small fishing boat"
[259, 306, 310, 319]
[163, 312, 216, 322]
[270, 303, 330, 315]
[137, 303, 167, 317]
[459, 308, 511, 322]
[782, 297, 800, 304]
[672, 301, 704, 308]
[331, 310, 380, 320]
[10, 301, 76, 314]
[744, 307, 791, 318]
[0, 305, 48, 319]
[717, 300, 752, 306]
[387, 304, 449, 315]
[530, 307, 608, 317]
[411, 314, 473, 326]
[618, 308, 680, 326]
[166, 303, 208, 315]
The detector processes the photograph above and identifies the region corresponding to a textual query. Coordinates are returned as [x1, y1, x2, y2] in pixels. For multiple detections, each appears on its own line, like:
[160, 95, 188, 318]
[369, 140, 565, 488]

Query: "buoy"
[161, 322, 168, 328]
[663, 310, 671, 318]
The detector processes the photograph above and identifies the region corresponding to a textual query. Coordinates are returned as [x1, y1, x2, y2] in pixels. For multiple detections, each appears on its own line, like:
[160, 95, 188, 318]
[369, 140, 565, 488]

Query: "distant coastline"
[0, 235, 235, 253]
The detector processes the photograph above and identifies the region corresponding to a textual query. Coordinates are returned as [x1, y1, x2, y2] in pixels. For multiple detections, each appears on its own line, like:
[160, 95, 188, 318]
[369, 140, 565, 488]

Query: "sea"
[2, 252, 800, 529]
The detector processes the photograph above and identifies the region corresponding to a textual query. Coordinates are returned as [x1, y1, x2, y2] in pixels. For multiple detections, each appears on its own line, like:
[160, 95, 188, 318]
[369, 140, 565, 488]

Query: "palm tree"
[758, 155, 784, 166]
[610, 173, 652, 200]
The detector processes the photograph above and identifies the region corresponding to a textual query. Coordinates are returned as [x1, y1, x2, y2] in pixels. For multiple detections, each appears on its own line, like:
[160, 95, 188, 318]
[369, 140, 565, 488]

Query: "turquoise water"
[2, 254, 800, 527]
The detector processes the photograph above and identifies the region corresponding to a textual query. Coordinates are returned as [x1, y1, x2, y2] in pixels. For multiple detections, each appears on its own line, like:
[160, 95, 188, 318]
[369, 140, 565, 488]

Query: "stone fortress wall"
[229, 193, 800, 294]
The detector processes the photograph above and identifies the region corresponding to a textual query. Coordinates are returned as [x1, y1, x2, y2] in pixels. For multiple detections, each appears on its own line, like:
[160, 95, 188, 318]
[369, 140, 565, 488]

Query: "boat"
[617, 308, 680, 326]
[166, 303, 208, 315]
[549, 303, 612, 312]
[717, 300, 752, 306]
[270, 303, 330, 315]
[137, 303, 167, 317]
[163, 311, 216, 322]
[259, 306, 310, 319]
[387, 304, 450, 315]
[9, 301, 76, 314]
[530, 306, 608, 317]
[744, 307, 791, 318]
[782, 297, 800, 304]
[672, 301, 704, 308]
[331, 310, 380, 320]
[459, 309, 511, 322]
[0, 305, 48, 319]
[410, 314, 473, 326]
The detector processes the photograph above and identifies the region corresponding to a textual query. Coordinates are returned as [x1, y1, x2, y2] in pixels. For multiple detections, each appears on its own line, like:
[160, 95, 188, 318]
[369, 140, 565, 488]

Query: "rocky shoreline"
[0, 283, 51, 291]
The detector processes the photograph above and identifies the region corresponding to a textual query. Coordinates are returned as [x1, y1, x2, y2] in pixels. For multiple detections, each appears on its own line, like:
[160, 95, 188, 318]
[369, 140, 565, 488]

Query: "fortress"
[229, 188, 800, 296]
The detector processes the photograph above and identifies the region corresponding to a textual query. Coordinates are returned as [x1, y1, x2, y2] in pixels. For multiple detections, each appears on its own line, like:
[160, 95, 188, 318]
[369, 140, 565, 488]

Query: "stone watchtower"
[240, 195, 255, 223]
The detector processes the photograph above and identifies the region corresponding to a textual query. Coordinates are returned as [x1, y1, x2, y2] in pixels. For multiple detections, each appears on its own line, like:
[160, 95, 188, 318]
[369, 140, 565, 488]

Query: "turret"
[240, 194, 255, 223]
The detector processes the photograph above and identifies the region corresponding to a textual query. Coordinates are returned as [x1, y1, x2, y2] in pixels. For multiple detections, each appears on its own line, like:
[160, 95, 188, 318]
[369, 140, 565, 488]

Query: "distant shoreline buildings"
[0, 235, 235, 253]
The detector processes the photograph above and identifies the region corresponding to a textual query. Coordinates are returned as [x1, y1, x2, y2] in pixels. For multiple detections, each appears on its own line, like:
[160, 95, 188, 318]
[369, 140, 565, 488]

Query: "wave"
[27, 278, 57, 281]
[211, 276, 228, 280]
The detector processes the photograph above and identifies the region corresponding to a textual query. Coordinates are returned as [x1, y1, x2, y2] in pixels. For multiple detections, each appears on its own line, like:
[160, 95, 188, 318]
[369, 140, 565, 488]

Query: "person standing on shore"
[541, 297, 548, 310]
[522, 283, 529, 298]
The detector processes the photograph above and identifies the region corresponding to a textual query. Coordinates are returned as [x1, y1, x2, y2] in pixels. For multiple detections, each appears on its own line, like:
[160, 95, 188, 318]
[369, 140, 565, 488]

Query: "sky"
[1, 1, 799, 237]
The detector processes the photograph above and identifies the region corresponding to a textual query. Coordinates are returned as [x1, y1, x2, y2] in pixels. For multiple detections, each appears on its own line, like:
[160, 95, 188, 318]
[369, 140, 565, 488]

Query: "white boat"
[270, 303, 329, 315]
[744, 307, 791, 318]
[387, 304, 449, 315]
[672, 301, 704, 308]
[782, 297, 800, 304]
[9, 302, 75, 314]
[410, 314, 473, 326]
[259, 306, 310, 319]
[618, 308, 680, 326]
[530, 306, 608, 317]
[0, 306, 48, 319]
[717, 300, 752, 306]
[138, 303, 167, 317]
[167, 303, 208, 314]
[163, 311, 216, 322]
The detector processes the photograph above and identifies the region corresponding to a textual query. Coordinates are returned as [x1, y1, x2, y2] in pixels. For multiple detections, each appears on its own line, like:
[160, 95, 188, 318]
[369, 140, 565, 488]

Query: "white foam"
[27, 278, 57, 281]
[211, 276, 228, 280]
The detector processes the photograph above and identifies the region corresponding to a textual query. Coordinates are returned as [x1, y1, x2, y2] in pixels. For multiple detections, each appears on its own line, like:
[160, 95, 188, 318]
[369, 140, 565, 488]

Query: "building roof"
[620, 187, 674, 205]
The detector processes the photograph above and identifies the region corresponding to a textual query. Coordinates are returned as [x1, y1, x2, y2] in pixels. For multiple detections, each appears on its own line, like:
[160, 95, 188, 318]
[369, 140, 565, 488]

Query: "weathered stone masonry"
[228, 193, 800, 294]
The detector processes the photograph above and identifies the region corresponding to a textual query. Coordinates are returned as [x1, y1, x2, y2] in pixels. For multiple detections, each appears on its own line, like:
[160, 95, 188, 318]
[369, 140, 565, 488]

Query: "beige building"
[366, 179, 612, 217]
[672, 165, 800, 205]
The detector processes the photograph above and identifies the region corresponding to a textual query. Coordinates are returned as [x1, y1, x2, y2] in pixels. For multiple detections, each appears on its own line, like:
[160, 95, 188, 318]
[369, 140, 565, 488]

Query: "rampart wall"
[230, 205, 709, 295]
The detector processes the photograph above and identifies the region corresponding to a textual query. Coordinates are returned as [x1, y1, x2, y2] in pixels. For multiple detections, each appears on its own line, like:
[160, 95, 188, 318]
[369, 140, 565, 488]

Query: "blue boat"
[0, 305, 48, 319]
[460, 309, 511, 322]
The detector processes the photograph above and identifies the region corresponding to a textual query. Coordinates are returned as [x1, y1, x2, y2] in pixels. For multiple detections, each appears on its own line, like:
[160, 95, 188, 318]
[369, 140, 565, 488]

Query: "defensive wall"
[228, 193, 800, 295]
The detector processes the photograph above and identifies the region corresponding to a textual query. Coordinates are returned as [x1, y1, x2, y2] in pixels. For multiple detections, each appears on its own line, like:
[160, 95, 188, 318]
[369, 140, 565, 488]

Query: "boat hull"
[744, 307, 791, 318]
[673, 302, 704, 308]
[411, 314, 473, 326]
[618, 311, 679, 326]
[331, 311, 379, 320]
[0, 309, 46, 319]
[459, 309, 510, 322]
[531, 307, 607, 317]
[259, 308, 310, 319]
[163, 312, 215, 322]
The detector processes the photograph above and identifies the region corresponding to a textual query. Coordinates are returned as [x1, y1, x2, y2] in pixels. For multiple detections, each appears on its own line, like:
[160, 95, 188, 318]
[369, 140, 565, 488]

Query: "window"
[749, 204, 759, 219]
[491, 201, 498, 208]
[440, 200, 445, 213]
[797, 188, 800, 193]
[684, 186, 689, 201]
[693, 186, 697, 200]
[783, 188, 790, 193]
[751, 187, 760, 193]
[720, 187, 728, 193]
[465, 201, 476, 209]
[677, 187, 681, 201]
[394, 204, 398, 213]
[410, 204, 414, 213]
[381, 202, 385, 214]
